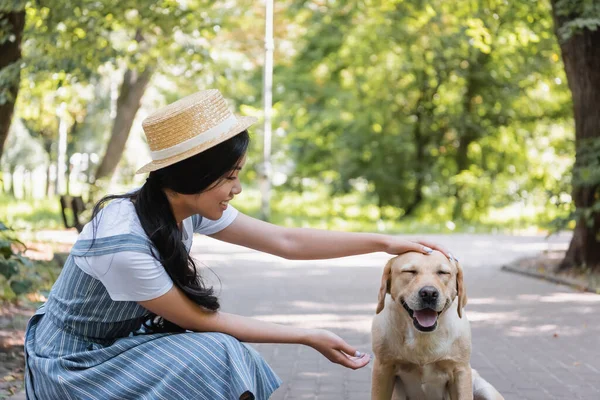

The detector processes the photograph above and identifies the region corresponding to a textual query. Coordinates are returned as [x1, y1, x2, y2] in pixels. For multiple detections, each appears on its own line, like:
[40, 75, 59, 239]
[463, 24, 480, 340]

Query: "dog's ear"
[456, 261, 467, 318]
[376, 258, 394, 314]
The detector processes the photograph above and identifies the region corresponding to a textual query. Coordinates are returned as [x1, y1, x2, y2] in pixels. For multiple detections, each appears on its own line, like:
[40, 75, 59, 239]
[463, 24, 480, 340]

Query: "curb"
[501, 263, 599, 294]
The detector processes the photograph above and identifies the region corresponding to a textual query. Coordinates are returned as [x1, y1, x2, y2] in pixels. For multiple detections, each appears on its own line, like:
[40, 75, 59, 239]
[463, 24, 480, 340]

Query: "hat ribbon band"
[150, 115, 238, 161]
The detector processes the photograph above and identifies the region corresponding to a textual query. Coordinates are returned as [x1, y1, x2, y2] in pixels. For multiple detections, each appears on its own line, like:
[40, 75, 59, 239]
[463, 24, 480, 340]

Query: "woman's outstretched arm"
[138, 285, 370, 370]
[210, 212, 453, 261]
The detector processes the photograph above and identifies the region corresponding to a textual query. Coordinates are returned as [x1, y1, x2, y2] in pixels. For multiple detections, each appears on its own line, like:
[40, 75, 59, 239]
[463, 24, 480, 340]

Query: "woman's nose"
[231, 181, 242, 195]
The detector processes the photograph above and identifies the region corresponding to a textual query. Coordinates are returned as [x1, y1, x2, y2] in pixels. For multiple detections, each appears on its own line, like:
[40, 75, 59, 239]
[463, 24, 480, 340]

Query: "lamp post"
[260, 0, 274, 221]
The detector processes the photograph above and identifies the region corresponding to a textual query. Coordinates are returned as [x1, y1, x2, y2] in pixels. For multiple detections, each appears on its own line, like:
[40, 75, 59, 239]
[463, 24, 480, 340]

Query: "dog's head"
[375, 251, 467, 332]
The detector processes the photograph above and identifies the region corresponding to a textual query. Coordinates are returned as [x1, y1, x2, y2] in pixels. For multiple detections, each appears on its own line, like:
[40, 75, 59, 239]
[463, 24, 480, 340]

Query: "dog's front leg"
[371, 360, 396, 400]
[450, 366, 473, 400]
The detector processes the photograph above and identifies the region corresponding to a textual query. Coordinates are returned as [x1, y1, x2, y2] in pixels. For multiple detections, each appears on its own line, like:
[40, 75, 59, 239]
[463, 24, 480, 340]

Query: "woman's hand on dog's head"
[384, 238, 457, 263]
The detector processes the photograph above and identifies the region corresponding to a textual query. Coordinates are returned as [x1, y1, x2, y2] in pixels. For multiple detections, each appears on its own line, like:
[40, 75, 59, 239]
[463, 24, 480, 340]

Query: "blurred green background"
[1, 0, 599, 301]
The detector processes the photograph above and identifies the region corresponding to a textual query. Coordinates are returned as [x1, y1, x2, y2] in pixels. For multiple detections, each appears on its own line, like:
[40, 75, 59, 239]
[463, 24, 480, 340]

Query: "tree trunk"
[41, 137, 55, 197]
[403, 69, 445, 218]
[45, 163, 52, 197]
[551, 4, 600, 271]
[94, 67, 153, 181]
[452, 51, 489, 221]
[9, 166, 16, 197]
[0, 9, 25, 160]
[403, 113, 425, 217]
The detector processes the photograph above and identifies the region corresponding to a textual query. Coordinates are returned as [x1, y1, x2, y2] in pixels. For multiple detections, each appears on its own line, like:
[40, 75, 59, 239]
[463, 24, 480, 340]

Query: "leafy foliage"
[553, 0, 600, 41]
[0, 221, 34, 301]
[1, 0, 581, 233]
[271, 0, 572, 223]
[551, 138, 600, 237]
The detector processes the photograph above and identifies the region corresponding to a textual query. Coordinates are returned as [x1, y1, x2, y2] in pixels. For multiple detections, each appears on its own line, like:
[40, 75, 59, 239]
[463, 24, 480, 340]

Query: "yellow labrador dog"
[371, 251, 504, 400]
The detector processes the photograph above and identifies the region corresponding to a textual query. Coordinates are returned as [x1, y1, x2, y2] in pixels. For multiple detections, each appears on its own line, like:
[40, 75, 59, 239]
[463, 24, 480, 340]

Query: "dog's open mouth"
[401, 300, 441, 332]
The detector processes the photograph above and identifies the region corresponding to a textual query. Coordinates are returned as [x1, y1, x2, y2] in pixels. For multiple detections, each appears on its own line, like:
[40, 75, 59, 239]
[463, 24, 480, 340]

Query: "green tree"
[550, 0, 600, 271]
[1, 118, 48, 196]
[276, 0, 569, 223]
[0, 0, 26, 160]
[31, 0, 223, 181]
[9, 0, 252, 186]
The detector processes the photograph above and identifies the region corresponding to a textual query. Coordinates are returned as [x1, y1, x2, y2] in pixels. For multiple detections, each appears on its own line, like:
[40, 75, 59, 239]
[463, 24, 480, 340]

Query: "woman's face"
[171, 155, 246, 222]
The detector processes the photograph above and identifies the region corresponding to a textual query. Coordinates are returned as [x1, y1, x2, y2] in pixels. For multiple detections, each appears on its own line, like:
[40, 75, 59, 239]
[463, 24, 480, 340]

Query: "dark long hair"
[90, 130, 249, 333]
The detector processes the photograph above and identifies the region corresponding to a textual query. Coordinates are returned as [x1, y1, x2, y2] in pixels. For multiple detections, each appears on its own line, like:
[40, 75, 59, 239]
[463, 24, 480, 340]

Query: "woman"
[24, 89, 453, 400]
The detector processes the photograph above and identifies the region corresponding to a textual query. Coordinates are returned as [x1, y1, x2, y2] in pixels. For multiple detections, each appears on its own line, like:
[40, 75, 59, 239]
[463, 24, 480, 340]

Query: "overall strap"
[70, 234, 154, 257]
[191, 214, 203, 232]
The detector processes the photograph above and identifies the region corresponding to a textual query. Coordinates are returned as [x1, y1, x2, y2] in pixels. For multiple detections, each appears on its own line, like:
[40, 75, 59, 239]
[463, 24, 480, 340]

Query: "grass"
[1, 193, 64, 231]
[1, 186, 564, 236]
[233, 187, 560, 235]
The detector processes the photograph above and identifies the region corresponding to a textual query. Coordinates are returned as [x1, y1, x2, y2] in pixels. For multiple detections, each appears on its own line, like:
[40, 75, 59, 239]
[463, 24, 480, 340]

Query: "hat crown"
[142, 89, 233, 152]
[135, 88, 257, 174]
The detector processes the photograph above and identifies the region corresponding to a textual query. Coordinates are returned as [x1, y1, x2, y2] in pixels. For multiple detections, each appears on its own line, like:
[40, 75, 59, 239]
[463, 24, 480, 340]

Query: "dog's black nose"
[419, 286, 439, 302]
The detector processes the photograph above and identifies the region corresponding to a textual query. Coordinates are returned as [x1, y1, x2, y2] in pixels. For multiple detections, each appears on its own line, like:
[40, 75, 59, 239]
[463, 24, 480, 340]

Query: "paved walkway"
[13, 232, 600, 399]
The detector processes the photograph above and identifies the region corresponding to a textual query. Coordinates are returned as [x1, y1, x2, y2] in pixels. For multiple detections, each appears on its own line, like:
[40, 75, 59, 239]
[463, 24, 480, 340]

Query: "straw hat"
[136, 89, 257, 174]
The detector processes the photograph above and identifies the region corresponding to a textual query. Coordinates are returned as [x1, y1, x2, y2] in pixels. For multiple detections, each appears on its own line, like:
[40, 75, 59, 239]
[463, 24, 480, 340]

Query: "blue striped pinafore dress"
[24, 229, 281, 399]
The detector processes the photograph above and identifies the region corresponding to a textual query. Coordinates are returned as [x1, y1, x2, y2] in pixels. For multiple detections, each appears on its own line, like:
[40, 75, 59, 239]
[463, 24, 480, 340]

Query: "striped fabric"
[24, 234, 281, 400]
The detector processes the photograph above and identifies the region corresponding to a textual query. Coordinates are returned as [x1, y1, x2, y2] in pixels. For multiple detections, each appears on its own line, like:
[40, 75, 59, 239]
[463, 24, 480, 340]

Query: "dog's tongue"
[414, 309, 438, 327]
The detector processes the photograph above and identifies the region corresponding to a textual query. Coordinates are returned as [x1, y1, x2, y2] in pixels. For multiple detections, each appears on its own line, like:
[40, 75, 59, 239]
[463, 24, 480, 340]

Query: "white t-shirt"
[73, 198, 238, 302]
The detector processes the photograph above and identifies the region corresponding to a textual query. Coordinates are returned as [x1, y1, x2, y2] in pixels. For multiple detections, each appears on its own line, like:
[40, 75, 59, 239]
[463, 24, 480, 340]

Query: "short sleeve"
[192, 205, 239, 235]
[74, 251, 173, 302]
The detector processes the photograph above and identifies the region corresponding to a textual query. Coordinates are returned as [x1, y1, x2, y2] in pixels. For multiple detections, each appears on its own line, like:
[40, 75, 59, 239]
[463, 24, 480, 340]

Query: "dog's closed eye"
[437, 271, 450, 275]
[402, 270, 417, 274]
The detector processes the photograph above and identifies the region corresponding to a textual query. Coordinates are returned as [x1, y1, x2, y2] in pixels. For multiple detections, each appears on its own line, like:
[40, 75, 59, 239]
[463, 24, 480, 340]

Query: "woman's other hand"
[304, 329, 370, 370]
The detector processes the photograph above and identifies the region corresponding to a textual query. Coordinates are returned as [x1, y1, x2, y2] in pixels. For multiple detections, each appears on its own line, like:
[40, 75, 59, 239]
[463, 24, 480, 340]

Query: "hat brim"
[136, 115, 257, 174]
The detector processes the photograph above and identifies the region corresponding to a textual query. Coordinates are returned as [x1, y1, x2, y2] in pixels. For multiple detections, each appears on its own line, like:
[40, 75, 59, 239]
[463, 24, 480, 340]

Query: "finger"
[336, 351, 371, 370]
[406, 241, 433, 255]
[416, 241, 452, 259]
[337, 341, 366, 359]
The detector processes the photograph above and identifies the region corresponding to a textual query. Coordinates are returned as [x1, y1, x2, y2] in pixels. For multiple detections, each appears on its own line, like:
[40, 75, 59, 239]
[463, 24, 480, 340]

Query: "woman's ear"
[376, 258, 395, 314]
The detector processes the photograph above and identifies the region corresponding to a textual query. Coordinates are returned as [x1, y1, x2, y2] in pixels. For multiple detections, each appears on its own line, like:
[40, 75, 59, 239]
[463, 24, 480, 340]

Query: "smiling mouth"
[220, 198, 233, 208]
[401, 300, 441, 332]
